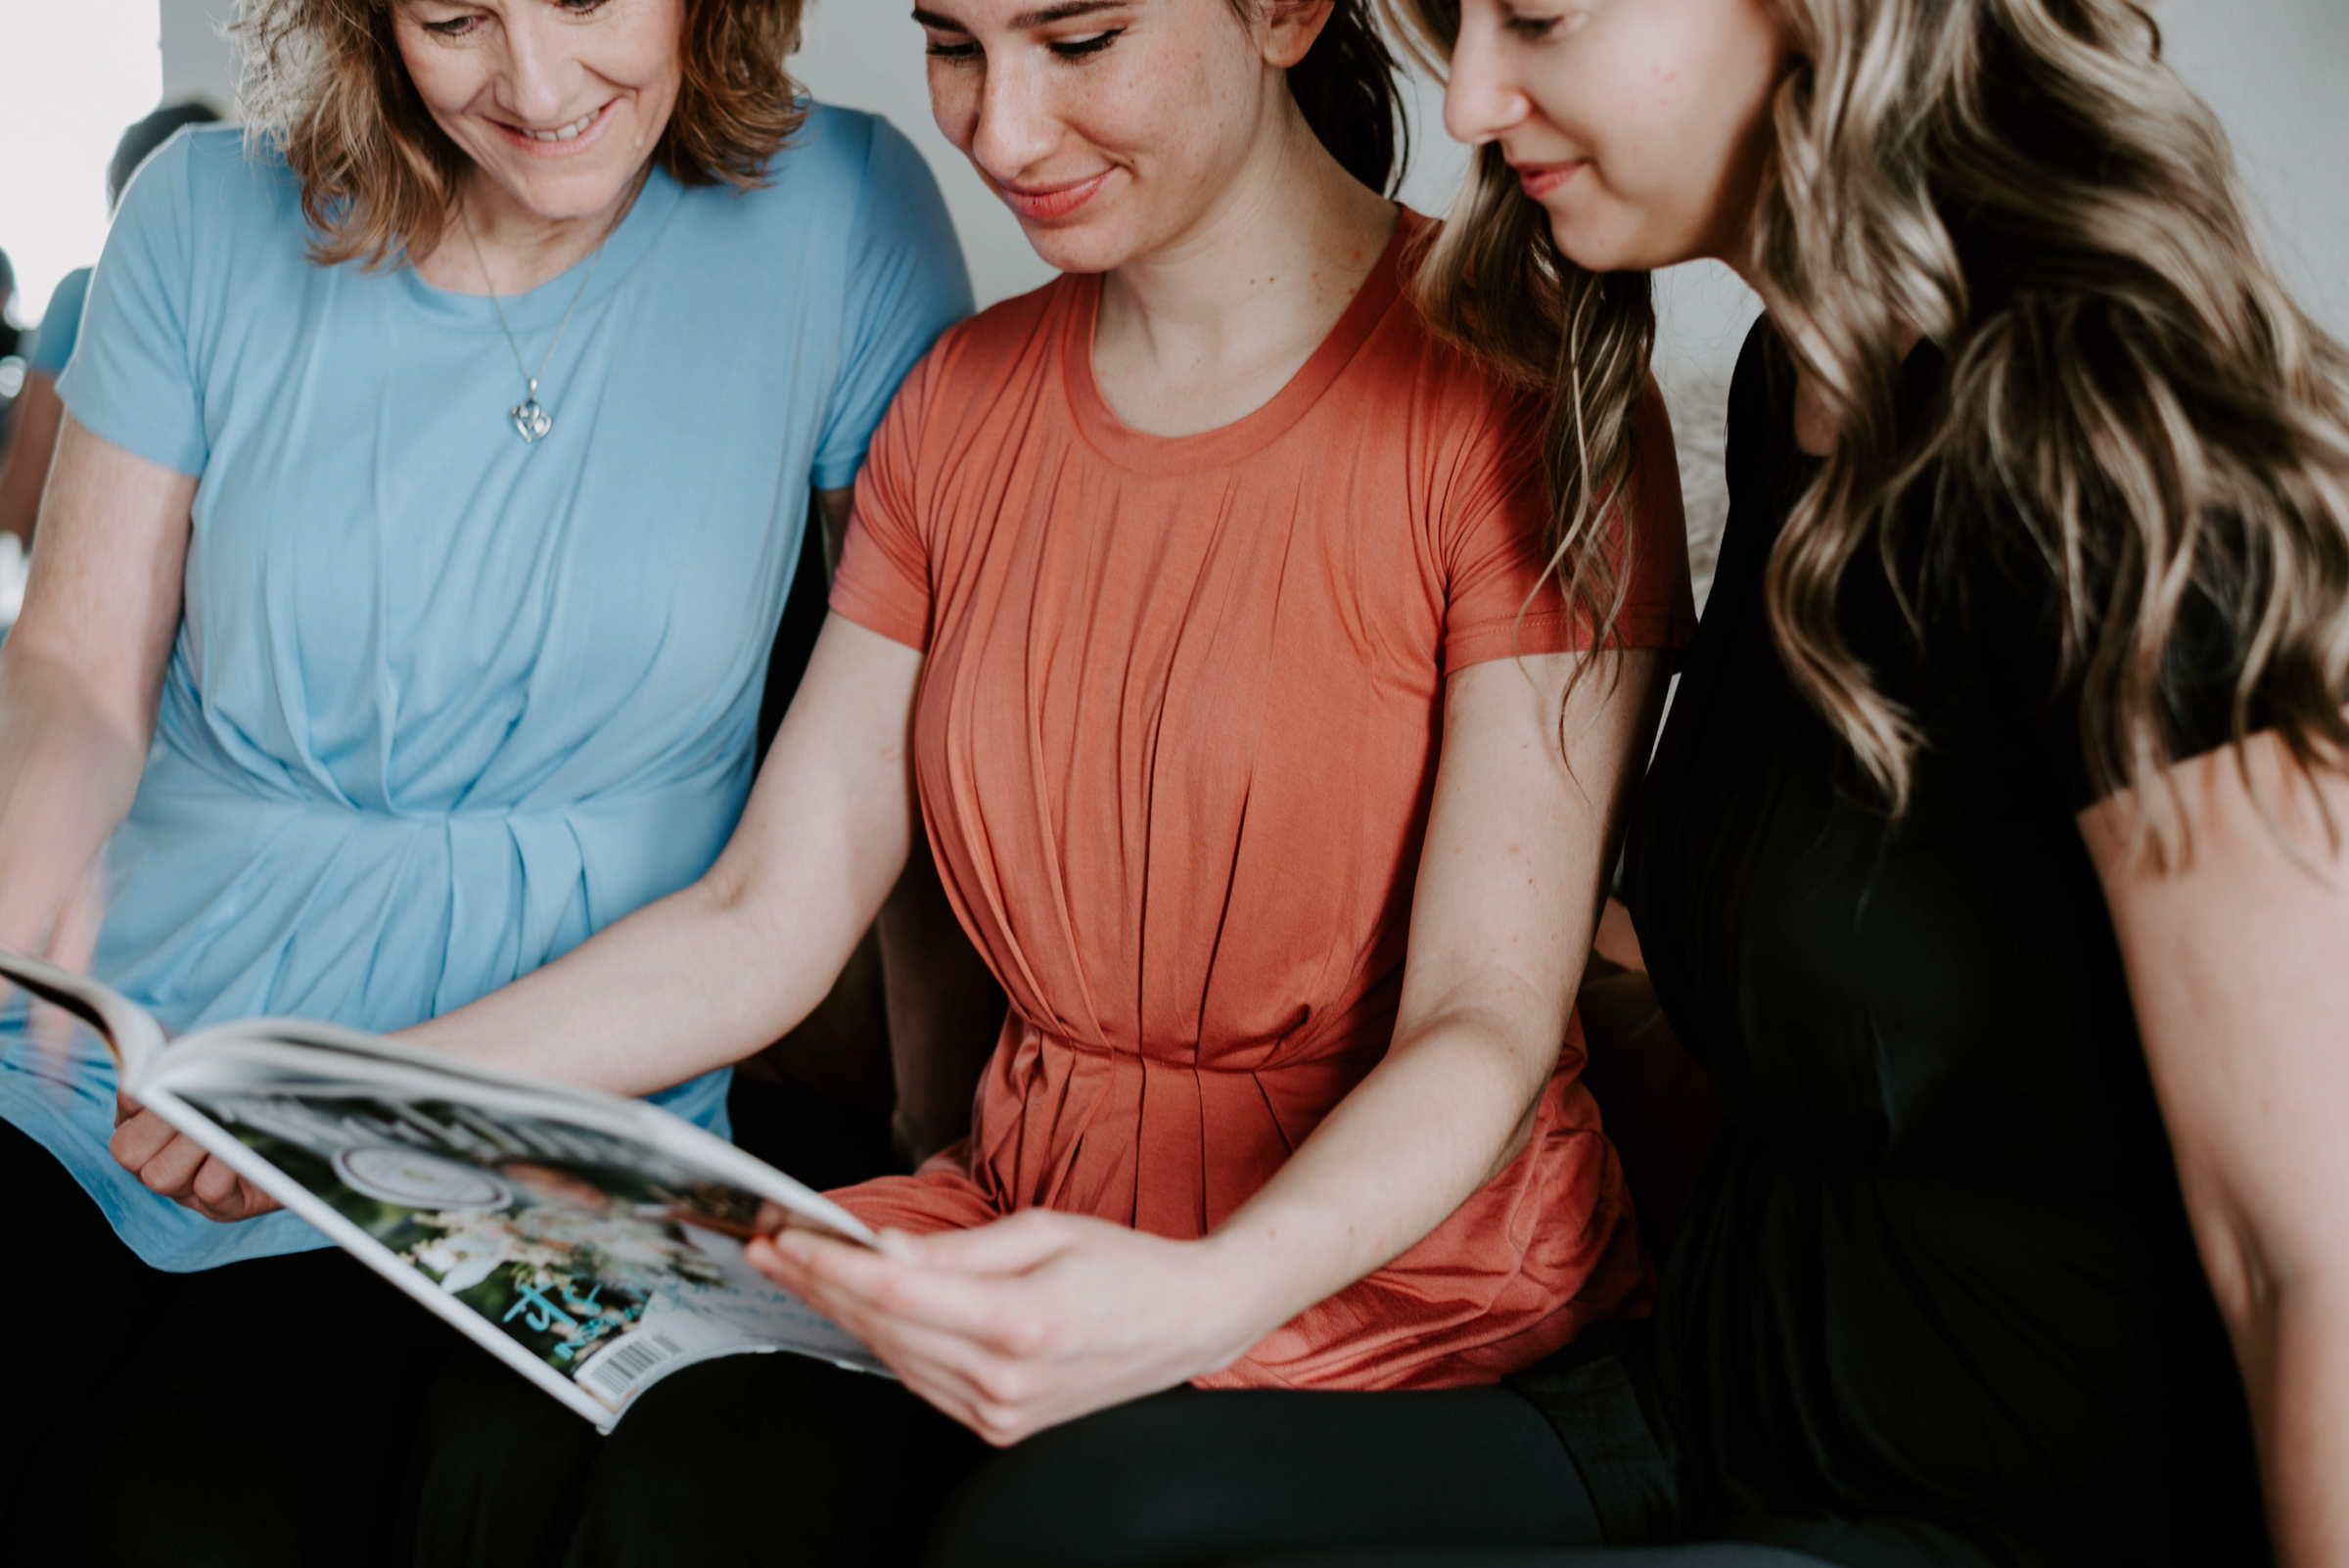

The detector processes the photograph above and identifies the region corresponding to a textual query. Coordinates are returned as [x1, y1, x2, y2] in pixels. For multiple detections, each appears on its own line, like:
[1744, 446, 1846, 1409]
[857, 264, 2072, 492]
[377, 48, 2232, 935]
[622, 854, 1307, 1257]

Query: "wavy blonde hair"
[1393, 0, 2349, 823]
[235, 0, 807, 269]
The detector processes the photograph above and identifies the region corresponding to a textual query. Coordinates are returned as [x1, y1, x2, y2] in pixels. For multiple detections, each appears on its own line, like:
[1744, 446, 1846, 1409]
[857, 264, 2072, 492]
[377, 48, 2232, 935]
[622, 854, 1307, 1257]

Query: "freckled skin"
[921, 0, 1304, 276]
[1444, 0, 1785, 275]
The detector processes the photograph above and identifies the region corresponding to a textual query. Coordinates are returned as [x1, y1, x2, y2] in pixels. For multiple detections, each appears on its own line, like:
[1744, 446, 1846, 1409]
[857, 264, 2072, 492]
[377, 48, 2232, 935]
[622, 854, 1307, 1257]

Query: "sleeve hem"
[827, 579, 931, 654]
[55, 379, 207, 479]
[1445, 607, 1700, 670]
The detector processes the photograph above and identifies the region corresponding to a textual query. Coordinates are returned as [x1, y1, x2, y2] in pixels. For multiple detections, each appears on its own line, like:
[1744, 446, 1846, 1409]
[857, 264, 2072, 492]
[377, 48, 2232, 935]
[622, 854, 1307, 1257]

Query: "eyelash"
[925, 27, 1127, 64]
[424, 0, 607, 38]
[1503, 14, 1561, 39]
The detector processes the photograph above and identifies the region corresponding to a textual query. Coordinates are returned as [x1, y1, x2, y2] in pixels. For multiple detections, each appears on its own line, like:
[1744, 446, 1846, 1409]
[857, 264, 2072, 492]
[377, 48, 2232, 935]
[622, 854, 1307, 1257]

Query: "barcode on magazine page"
[579, 1330, 687, 1404]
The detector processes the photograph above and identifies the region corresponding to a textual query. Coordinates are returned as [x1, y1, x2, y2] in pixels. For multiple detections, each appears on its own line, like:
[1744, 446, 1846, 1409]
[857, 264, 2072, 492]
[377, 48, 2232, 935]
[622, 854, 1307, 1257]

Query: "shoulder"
[753, 102, 934, 207]
[112, 124, 305, 254]
[896, 279, 1070, 415]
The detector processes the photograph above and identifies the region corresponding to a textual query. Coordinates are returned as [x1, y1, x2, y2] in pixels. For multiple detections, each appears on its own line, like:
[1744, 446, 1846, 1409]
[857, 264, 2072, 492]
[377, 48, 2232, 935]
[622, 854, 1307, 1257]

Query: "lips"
[523, 111, 597, 143]
[491, 99, 618, 158]
[1513, 161, 1587, 200]
[994, 169, 1112, 223]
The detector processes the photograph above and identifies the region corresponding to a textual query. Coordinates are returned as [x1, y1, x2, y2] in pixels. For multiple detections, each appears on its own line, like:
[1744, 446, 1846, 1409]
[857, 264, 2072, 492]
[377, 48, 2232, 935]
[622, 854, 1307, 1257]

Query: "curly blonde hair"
[1391, 0, 2349, 824]
[235, 0, 807, 269]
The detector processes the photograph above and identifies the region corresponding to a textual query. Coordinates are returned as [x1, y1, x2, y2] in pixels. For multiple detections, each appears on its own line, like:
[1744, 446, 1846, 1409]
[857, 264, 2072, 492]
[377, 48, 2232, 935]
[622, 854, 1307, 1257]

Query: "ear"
[1255, 0, 1337, 69]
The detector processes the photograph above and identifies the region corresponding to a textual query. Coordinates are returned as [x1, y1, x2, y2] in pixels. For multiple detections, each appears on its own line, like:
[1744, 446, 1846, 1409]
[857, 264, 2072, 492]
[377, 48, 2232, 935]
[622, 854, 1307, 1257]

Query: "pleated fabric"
[830, 213, 1698, 1389]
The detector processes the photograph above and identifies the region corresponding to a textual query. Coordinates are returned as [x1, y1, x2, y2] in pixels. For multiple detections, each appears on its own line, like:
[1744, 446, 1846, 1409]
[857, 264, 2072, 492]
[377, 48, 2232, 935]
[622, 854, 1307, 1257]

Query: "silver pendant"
[511, 379, 552, 443]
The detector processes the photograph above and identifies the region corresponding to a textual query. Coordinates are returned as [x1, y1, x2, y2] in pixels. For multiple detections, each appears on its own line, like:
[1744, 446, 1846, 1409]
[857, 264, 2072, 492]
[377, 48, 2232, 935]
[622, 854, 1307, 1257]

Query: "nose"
[964, 52, 1063, 185]
[1444, 4, 1534, 147]
[497, 5, 577, 126]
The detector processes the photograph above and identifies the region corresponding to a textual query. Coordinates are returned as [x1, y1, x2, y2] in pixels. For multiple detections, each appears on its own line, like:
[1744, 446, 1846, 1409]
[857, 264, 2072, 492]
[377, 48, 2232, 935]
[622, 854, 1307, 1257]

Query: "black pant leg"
[6, 1243, 462, 1568]
[405, 1350, 986, 1568]
[399, 1340, 608, 1568]
[923, 1385, 1608, 1568]
[562, 1355, 983, 1568]
[1237, 1549, 1840, 1567]
[0, 1118, 185, 1542]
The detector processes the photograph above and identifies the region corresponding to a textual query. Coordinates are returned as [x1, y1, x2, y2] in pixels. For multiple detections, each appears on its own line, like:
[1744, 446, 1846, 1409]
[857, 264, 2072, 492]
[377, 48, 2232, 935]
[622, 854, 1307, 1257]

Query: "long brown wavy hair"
[1393, 0, 2349, 828]
[1383, 3, 1656, 669]
[235, 0, 807, 270]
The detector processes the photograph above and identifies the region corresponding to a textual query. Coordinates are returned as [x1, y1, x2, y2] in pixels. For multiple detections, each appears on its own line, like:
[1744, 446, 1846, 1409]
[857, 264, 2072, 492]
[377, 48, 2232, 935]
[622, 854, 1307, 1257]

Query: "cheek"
[390, 30, 474, 120]
[600, 0, 687, 101]
[928, 62, 980, 153]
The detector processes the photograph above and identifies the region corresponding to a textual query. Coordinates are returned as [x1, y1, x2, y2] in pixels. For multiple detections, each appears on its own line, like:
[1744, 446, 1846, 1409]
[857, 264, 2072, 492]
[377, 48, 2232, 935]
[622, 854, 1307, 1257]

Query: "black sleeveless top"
[1621, 322, 2268, 1567]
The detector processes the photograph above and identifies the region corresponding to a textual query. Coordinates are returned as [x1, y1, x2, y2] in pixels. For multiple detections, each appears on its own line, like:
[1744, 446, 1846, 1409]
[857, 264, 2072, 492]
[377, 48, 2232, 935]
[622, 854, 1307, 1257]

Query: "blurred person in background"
[0, 100, 224, 548]
[0, 0, 969, 1562]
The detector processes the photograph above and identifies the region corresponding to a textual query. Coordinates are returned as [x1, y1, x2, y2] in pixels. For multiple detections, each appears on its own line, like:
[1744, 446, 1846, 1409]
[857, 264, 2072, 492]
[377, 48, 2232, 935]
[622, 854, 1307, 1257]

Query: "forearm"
[407, 613, 927, 1098]
[1195, 1004, 1562, 1354]
[2247, 1285, 2349, 1567]
[402, 865, 881, 1097]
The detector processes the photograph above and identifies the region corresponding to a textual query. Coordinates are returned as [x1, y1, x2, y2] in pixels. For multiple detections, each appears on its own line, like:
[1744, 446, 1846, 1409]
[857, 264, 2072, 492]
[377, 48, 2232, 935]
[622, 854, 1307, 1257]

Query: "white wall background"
[133, 0, 2349, 596]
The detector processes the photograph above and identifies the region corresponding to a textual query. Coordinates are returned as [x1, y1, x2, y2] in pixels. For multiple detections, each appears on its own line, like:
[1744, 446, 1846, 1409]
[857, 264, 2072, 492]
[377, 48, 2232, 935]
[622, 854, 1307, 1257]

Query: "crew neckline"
[1062, 207, 1419, 476]
[398, 162, 685, 327]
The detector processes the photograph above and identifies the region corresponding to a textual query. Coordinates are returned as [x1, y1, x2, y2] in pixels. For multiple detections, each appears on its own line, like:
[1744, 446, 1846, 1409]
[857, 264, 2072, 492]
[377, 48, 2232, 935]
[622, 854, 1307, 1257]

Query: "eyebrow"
[910, 0, 1130, 32]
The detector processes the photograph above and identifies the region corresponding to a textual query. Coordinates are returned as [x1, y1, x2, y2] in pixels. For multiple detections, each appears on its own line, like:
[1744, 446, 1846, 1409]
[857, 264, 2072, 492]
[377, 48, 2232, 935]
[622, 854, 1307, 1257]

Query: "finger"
[134, 1132, 210, 1199]
[191, 1178, 279, 1224]
[898, 1211, 1080, 1275]
[191, 1153, 246, 1210]
[109, 1107, 178, 1170]
[764, 1230, 1028, 1341]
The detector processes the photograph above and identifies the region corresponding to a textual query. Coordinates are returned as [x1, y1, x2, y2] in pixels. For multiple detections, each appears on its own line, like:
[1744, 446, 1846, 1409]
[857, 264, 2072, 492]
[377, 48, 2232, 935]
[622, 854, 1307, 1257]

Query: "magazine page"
[0, 947, 165, 1081]
[136, 1037, 887, 1431]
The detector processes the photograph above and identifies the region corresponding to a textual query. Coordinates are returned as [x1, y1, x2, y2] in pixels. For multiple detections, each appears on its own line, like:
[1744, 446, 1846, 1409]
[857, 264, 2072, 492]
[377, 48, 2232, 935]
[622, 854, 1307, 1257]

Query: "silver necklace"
[461, 207, 606, 445]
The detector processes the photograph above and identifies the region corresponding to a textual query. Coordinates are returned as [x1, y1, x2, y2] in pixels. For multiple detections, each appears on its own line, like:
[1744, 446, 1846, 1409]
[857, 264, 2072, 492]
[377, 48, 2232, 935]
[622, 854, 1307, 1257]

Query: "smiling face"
[1444, 0, 1785, 275]
[915, 0, 1323, 274]
[392, 0, 685, 223]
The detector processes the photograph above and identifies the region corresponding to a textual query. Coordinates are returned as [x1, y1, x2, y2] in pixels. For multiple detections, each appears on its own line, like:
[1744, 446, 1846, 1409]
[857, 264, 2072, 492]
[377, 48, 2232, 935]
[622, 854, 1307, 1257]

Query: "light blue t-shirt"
[26, 264, 91, 376]
[4, 114, 971, 1271]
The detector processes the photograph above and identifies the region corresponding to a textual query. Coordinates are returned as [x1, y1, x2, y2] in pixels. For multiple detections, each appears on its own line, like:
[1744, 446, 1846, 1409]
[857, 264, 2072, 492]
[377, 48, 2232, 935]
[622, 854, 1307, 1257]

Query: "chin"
[495, 161, 642, 223]
[1009, 215, 1142, 279]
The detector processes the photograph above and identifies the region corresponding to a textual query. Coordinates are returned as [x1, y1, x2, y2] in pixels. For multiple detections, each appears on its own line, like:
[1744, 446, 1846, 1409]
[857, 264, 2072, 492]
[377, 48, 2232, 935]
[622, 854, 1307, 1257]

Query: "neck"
[415, 162, 650, 297]
[1091, 100, 1396, 438]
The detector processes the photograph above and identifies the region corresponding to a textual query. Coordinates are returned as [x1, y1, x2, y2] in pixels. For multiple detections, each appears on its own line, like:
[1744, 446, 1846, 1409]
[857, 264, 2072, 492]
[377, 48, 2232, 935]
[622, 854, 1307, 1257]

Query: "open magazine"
[1, 948, 886, 1432]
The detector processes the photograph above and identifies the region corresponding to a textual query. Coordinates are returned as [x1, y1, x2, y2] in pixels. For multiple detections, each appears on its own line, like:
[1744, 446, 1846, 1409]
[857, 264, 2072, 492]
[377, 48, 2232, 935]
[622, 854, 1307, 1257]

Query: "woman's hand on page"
[747, 1211, 1276, 1446]
[110, 1096, 282, 1222]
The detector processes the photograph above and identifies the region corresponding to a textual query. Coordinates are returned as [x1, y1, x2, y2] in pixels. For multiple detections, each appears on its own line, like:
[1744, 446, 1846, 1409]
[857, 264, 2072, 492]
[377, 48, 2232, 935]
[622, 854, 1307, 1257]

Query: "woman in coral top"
[378, 0, 1692, 1558]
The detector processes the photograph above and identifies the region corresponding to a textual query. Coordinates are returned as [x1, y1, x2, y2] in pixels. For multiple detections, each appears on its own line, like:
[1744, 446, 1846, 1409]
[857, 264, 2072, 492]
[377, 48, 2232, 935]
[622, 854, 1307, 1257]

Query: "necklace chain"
[460, 204, 608, 444]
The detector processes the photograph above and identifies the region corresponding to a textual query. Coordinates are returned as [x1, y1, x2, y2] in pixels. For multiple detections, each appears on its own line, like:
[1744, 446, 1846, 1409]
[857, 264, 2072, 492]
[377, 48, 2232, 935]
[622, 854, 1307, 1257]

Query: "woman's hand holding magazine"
[2, 948, 887, 1431]
[112, 1089, 283, 1222]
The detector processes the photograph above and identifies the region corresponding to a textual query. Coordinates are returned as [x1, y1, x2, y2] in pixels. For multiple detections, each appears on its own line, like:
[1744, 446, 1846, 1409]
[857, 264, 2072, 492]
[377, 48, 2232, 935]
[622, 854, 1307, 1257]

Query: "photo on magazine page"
[169, 1083, 887, 1421]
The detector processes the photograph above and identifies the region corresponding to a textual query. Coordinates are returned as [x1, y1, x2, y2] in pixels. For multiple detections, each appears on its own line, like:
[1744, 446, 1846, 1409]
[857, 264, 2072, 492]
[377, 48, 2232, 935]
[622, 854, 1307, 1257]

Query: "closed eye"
[1048, 27, 1124, 57]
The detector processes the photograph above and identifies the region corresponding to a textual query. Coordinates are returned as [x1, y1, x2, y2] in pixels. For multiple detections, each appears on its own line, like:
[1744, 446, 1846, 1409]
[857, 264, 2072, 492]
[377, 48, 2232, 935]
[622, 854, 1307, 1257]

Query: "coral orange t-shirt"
[828, 212, 1697, 1390]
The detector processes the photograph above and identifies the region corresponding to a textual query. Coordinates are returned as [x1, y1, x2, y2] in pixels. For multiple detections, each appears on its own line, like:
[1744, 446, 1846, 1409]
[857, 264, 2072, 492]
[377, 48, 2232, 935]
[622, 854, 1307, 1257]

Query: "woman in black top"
[1243, 0, 2349, 1562]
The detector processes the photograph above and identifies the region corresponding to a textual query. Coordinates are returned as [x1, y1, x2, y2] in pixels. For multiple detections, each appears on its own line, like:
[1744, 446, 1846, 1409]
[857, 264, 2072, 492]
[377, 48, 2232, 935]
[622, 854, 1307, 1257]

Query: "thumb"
[899, 1211, 1075, 1276]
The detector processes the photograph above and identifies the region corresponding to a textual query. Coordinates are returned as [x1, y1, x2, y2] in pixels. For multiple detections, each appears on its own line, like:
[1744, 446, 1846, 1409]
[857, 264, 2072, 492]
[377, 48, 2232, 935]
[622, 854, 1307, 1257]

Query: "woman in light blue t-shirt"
[0, 0, 967, 1556]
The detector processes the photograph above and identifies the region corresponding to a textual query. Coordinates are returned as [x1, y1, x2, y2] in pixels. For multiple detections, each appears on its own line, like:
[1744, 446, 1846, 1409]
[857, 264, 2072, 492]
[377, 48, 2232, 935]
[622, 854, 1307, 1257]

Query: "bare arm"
[1195, 648, 1670, 1337]
[0, 413, 191, 960]
[812, 483, 1007, 1164]
[2084, 734, 2349, 1568]
[403, 611, 927, 1093]
[0, 371, 66, 546]
[757, 646, 1671, 1441]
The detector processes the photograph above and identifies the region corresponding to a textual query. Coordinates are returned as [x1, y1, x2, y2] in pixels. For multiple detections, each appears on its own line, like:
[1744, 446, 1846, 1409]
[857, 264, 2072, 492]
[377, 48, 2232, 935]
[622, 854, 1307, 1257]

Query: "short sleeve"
[1443, 381, 1698, 669]
[829, 349, 940, 651]
[25, 267, 92, 378]
[55, 135, 207, 477]
[809, 116, 974, 493]
[1977, 544, 2258, 811]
